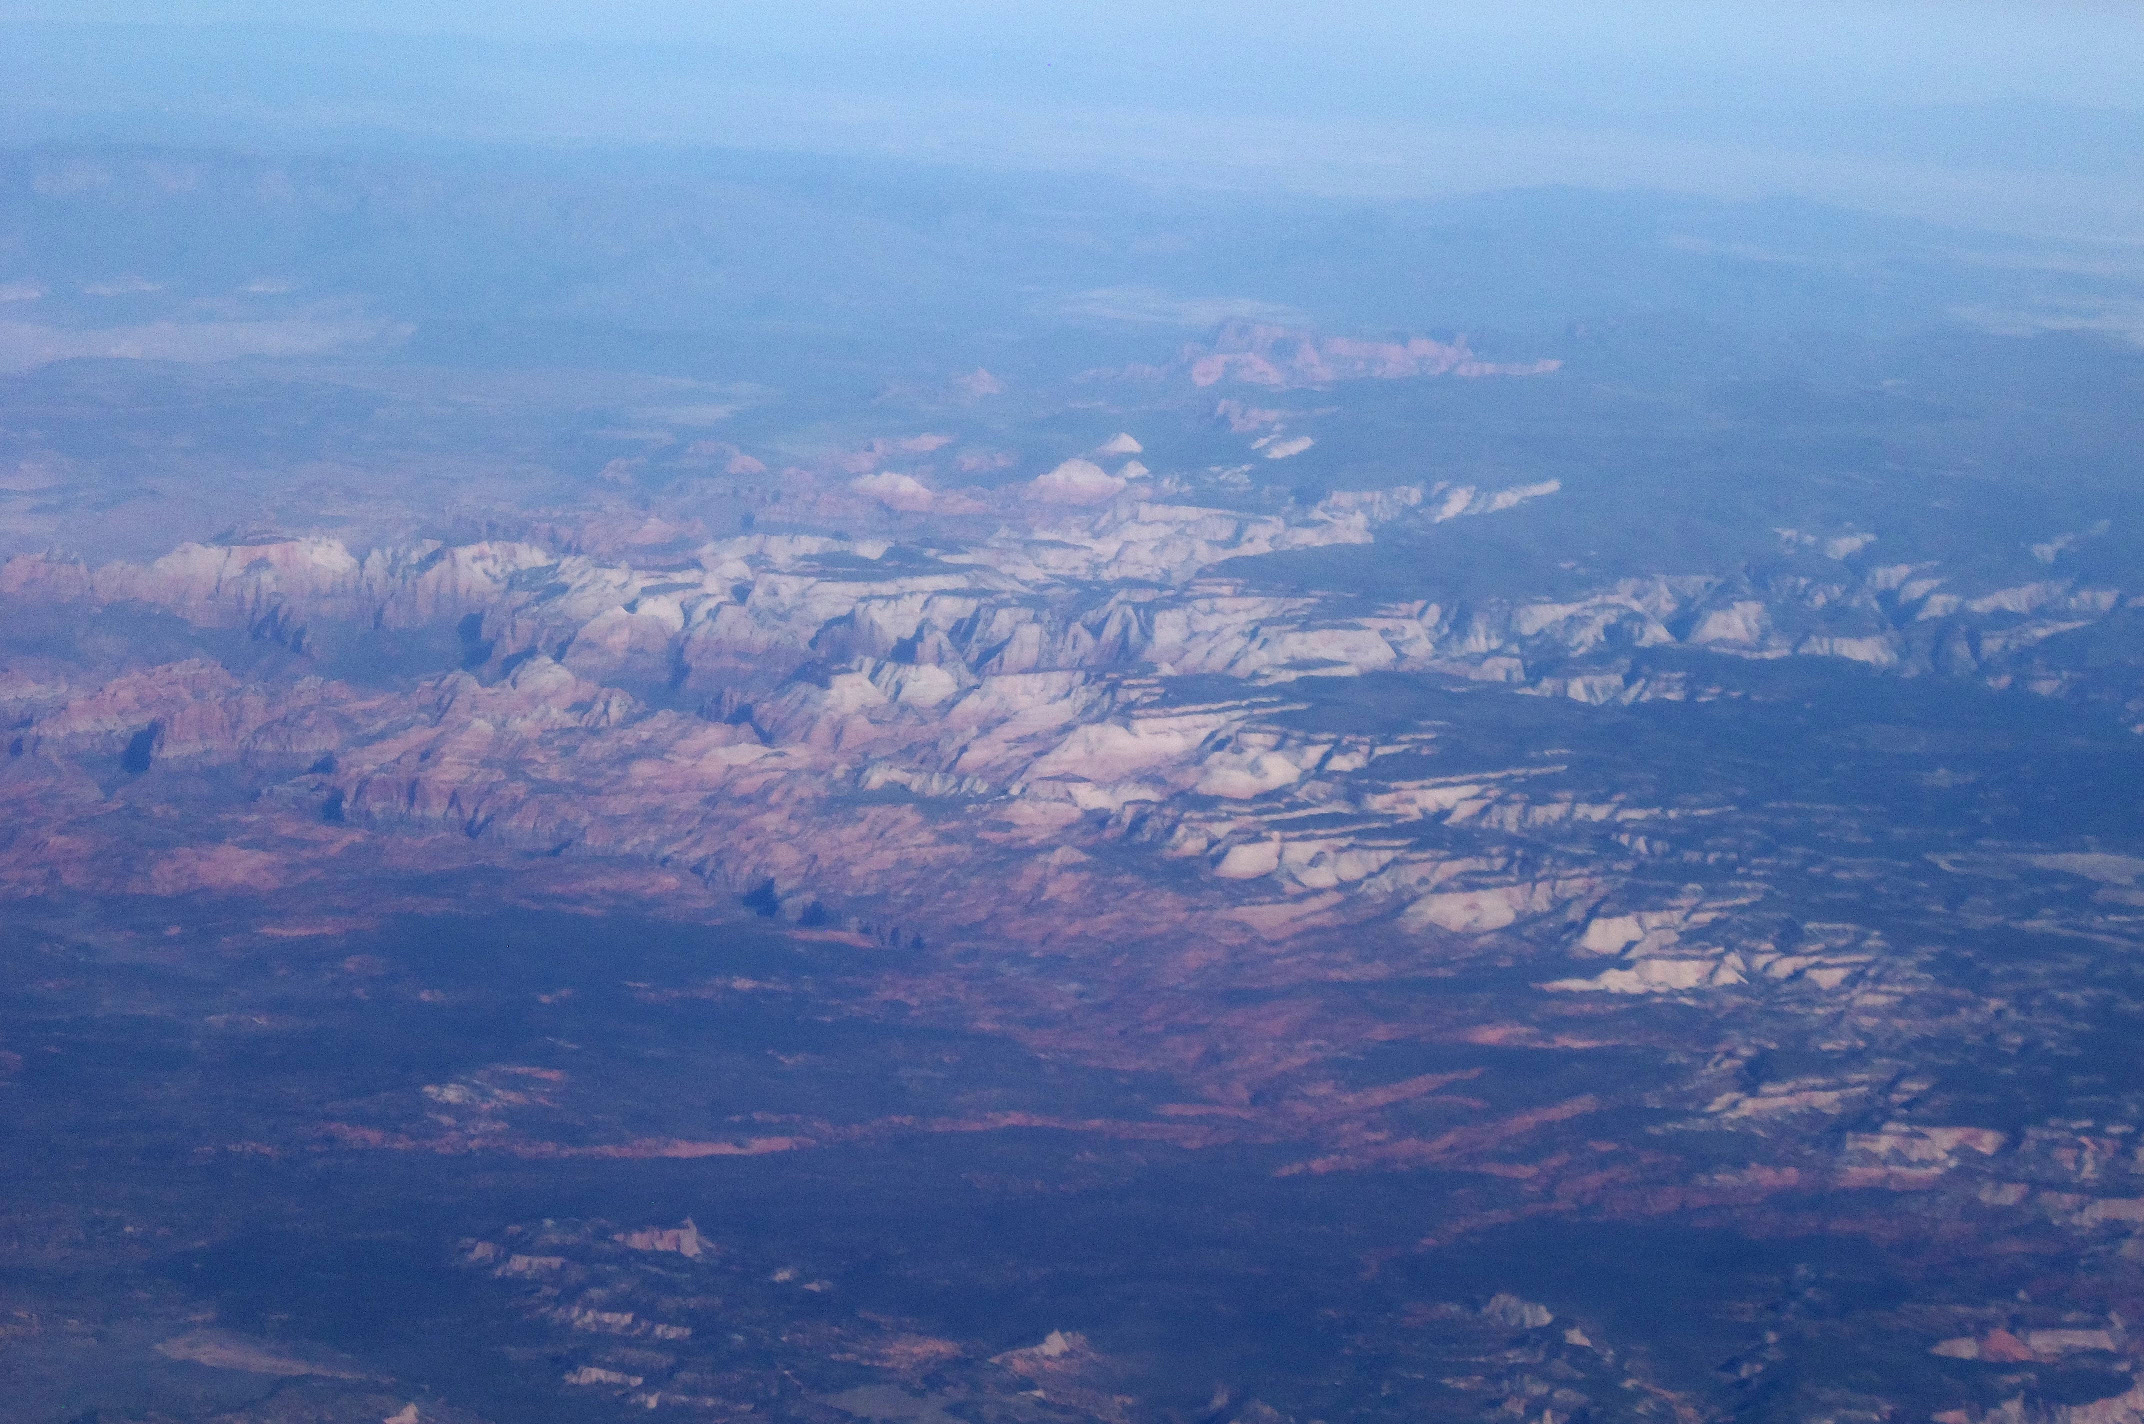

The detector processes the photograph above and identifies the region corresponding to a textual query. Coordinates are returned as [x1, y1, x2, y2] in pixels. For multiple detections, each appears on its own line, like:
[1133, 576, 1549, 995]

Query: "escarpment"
[4, 476, 2136, 988]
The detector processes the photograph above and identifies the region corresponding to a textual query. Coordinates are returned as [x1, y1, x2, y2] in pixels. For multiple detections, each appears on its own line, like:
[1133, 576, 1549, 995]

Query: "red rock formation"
[1183, 323, 1561, 389]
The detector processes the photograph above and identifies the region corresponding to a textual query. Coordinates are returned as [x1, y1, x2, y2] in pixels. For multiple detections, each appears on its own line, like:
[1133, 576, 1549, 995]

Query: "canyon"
[5, 136, 2144, 1421]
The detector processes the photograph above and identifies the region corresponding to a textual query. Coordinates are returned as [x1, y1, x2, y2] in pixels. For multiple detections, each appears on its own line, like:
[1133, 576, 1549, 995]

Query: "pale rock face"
[869, 660, 963, 709]
[1272, 838, 1405, 892]
[1574, 902, 1704, 957]
[1965, 581, 2067, 616]
[1419, 480, 1563, 525]
[851, 471, 936, 511]
[2027, 1329, 2119, 1357]
[1024, 712, 1230, 785]
[1916, 592, 1962, 620]
[2025, 852, 2144, 886]
[145, 538, 362, 601]
[1707, 1078, 1870, 1119]
[1543, 957, 1746, 994]
[563, 604, 685, 682]
[937, 673, 1105, 765]
[1430, 486, 1477, 522]
[1795, 634, 1898, 667]
[2076, 1199, 2144, 1226]
[1509, 584, 1678, 653]
[1185, 624, 1401, 682]
[1866, 562, 1926, 592]
[1030, 459, 1124, 505]
[981, 499, 1378, 585]
[1213, 838, 1282, 879]
[1846, 1124, 2006, 1164]
[1193, 749, 1307, 799]
[1469, 480, 1560, 517]
[1317, 485, 1425, 522]
[809, 669, 891, 720]
[1482, 1294, 1554, 1330]
[1579, 914, 1645, 955]
[616, 1218, 704, 1257]
[1402, 882, 1569, 934]
[1688, 601, 1771, 647]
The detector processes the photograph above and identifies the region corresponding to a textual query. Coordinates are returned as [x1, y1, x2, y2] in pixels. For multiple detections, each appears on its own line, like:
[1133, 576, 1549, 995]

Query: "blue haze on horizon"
[1, 1, 2140, 242]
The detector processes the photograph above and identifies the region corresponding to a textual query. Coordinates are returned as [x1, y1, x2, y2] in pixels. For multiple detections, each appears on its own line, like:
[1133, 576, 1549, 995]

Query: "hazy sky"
[6, 1, 2141, 240]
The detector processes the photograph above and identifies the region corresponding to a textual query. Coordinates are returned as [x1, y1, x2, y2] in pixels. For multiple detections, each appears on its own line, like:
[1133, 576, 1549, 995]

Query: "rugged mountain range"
[4, 274, 2143, 1420]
